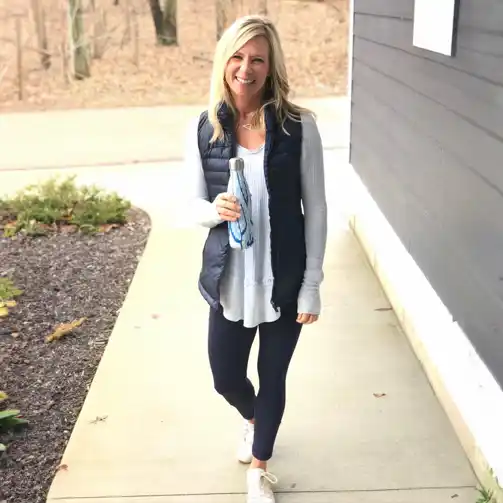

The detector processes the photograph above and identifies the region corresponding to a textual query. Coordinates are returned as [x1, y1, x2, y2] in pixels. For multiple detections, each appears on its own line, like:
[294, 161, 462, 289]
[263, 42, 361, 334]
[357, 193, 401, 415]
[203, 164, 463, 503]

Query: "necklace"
[238, 110, 260, 131]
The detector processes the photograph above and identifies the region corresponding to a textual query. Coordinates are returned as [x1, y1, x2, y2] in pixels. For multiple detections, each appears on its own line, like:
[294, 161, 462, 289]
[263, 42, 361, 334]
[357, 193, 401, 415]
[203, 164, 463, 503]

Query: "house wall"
[350, 0, 503, 386]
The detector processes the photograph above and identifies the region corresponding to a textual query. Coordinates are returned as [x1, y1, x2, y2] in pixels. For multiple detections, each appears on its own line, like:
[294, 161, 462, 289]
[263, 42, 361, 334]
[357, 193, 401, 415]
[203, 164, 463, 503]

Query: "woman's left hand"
[297, 313, 319, 324]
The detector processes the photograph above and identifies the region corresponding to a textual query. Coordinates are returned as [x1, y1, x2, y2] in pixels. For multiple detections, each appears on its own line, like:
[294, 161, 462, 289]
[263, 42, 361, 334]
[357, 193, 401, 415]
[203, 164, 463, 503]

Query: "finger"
[218, 207, 241, 219]
[218, 211, 238, 221]
[217, 200, 240, 213]
[297, 314, 319, 324]
[219, 193, 238, 204]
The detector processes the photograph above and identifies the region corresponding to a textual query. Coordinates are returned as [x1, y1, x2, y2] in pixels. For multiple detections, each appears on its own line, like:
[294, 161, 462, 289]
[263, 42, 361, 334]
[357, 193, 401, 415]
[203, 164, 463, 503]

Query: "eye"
[253, 58, 264, 63]
[232, 54, 243, 60]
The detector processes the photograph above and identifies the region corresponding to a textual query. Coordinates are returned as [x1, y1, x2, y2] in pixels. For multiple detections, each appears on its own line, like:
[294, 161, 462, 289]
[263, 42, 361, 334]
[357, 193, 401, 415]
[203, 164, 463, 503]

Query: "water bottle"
[227, 157, 254, 250]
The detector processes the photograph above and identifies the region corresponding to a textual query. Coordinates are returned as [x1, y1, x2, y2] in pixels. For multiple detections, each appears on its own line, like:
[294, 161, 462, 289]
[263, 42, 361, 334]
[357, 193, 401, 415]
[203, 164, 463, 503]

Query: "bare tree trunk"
[162, 0, 177, 45]
[31, 0, 51, 69]
[15, 17, 24, 100]
[258, 0, 268, 16]
[216, 0, 234, 41]
[147, 0, 165, 44]
[123, 0, 132, 45]
[68, 0, 90, 79]
[148, 0, 177, 45]
[92, 8, 107, 58]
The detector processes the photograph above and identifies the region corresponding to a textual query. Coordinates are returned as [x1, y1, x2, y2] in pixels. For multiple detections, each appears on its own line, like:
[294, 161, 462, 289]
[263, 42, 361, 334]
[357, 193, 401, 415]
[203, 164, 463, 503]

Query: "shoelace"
[248, 470, 279, 501]
[260, 471, 278, 486]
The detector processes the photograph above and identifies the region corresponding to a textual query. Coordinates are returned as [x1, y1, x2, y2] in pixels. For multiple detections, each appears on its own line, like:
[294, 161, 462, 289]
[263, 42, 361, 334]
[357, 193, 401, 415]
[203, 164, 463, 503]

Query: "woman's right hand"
[214, 192, 241, 222]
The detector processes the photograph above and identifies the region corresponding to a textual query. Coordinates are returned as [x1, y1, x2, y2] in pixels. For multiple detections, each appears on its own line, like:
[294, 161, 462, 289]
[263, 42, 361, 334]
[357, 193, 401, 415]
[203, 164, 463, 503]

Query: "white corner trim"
[341, 162, 503, 498]
[346, 0, 354, 163]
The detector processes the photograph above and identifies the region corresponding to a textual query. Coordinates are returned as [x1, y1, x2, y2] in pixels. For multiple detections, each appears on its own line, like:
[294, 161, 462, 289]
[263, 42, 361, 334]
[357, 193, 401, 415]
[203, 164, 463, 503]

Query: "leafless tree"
[258, 0, 268, 16]
[68, 0, 91, 78]
[148, 0, 177, 45]
[217, 0, 235, 40]
[31, 0, 51, 69]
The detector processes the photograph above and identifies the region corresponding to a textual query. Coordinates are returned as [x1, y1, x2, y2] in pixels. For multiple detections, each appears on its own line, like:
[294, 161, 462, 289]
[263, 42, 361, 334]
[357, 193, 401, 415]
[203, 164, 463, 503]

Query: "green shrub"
[0, 175, 131, 237]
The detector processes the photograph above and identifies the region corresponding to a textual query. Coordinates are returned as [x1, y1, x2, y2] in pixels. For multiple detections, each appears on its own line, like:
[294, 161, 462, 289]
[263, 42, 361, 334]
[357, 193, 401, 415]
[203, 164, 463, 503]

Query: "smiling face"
[224, 35, 270, 103]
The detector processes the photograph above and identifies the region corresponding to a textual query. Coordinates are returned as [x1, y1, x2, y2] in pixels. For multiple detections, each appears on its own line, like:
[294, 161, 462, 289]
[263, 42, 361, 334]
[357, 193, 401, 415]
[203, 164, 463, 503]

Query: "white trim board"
[346, 0, 355, 163]
[413, 0, 457, 56]
[340, 162, 503, 501]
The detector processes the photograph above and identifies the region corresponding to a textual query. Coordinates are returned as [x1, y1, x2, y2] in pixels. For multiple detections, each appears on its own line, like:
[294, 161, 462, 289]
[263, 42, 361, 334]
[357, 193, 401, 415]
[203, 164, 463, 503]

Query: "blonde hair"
[208, 15, 313, 142]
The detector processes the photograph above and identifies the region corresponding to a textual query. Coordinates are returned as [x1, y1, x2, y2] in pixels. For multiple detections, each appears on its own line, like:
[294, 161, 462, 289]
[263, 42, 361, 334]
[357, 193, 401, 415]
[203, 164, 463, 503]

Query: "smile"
[236, 76, 254, 84]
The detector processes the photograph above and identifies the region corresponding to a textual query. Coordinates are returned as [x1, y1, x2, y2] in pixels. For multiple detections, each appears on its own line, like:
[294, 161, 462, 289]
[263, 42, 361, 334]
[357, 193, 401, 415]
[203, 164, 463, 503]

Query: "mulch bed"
[0, 207, 151, 503]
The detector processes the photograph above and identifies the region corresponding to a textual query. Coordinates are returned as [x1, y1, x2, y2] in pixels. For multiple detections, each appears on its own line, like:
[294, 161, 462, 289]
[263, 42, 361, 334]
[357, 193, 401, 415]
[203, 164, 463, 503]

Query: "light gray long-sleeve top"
[185, 112, 328, 328]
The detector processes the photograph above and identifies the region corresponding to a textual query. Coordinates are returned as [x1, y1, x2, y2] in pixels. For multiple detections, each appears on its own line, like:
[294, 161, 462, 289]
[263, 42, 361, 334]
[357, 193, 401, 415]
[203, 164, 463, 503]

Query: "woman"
[185, 15, 327, 503]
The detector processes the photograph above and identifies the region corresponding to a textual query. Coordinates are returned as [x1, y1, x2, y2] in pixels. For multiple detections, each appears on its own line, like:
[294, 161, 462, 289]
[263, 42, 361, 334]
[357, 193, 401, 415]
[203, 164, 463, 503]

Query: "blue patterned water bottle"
[227, 157, 254, 250]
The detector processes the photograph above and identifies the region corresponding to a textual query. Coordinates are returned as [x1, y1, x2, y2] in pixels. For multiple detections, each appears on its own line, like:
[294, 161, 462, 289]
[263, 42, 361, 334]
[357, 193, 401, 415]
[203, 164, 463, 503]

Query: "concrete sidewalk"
[2, 151, 471, 503]
[0, 103, 479, 501]
[0, 97, 349, 171]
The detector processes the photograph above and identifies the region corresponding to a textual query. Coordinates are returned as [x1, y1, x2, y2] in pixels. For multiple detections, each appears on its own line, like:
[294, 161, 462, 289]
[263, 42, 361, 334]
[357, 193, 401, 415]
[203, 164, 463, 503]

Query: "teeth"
[236, 77, 254, 84]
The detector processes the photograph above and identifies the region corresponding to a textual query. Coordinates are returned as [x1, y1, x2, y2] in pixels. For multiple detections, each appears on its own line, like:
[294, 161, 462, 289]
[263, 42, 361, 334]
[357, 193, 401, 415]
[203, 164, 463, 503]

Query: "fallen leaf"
[5, 300, 16, 308]
[11, 332, 19, 338]
[0, 306, 8, 317]
[56, 464, 68, 472]
[89, 415, 108, 424]
[46, 318, 86, 343]
[60, 224, 78, 234]
[98, 223, 119, 233]
[373, 393, 387, 398]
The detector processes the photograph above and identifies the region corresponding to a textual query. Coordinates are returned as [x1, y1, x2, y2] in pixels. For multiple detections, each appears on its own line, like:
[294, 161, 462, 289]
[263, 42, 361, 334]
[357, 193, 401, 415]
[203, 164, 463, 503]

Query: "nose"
[240, 57, 252, 74]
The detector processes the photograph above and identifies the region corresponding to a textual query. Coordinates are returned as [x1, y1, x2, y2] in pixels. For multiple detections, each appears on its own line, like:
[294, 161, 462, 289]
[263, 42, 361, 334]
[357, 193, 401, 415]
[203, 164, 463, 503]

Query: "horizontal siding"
[355, 0, 503, 29]
[350, 0, 503, 385]
[353, 38, 503, 190]
[354, 0, 413, 18]
[354, 15, 503, 85]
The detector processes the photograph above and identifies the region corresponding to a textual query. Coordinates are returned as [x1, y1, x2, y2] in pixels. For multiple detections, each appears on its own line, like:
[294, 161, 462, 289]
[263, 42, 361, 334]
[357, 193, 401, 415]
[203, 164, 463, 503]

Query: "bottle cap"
[229, 157, 244, 171]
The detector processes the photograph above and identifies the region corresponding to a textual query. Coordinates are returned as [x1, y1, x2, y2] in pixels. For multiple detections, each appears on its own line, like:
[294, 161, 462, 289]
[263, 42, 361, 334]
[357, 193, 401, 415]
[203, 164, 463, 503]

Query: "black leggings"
[208, 305, 302, 461]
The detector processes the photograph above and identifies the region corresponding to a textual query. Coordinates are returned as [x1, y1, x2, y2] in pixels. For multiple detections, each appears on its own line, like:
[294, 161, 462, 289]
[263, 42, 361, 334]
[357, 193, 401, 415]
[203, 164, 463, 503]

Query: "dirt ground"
[0, 0, 348, 113]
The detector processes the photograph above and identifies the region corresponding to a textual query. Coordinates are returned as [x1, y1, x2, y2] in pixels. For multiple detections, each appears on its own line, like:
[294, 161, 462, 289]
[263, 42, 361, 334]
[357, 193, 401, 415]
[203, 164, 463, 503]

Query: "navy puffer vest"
[197, 102, 306, 312]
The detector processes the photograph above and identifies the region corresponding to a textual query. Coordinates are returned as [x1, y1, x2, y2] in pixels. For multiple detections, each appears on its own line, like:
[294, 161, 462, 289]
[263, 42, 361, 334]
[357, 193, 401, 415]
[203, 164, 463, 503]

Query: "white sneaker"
[246, 468, 278, 503]
[237, 420, 254, 464]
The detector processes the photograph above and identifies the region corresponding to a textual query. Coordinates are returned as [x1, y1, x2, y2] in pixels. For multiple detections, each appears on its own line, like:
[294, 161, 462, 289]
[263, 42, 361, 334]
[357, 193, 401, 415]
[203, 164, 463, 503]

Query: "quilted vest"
[197, 102, 306, 312]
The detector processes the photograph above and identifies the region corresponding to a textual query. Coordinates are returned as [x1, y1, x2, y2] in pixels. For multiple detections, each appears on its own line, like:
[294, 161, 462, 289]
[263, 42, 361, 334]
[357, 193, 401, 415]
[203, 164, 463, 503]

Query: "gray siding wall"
[350, 0, 503, 385]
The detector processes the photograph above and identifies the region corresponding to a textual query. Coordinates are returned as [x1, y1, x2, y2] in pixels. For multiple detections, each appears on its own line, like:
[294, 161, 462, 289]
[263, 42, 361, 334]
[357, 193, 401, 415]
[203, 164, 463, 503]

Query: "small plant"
[477, 486, 495, 503]
[0, 392, 28, 452]
[0, 278, 22, 317]
[0, 175, 131, 237]
[0, 410, 28, 431]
